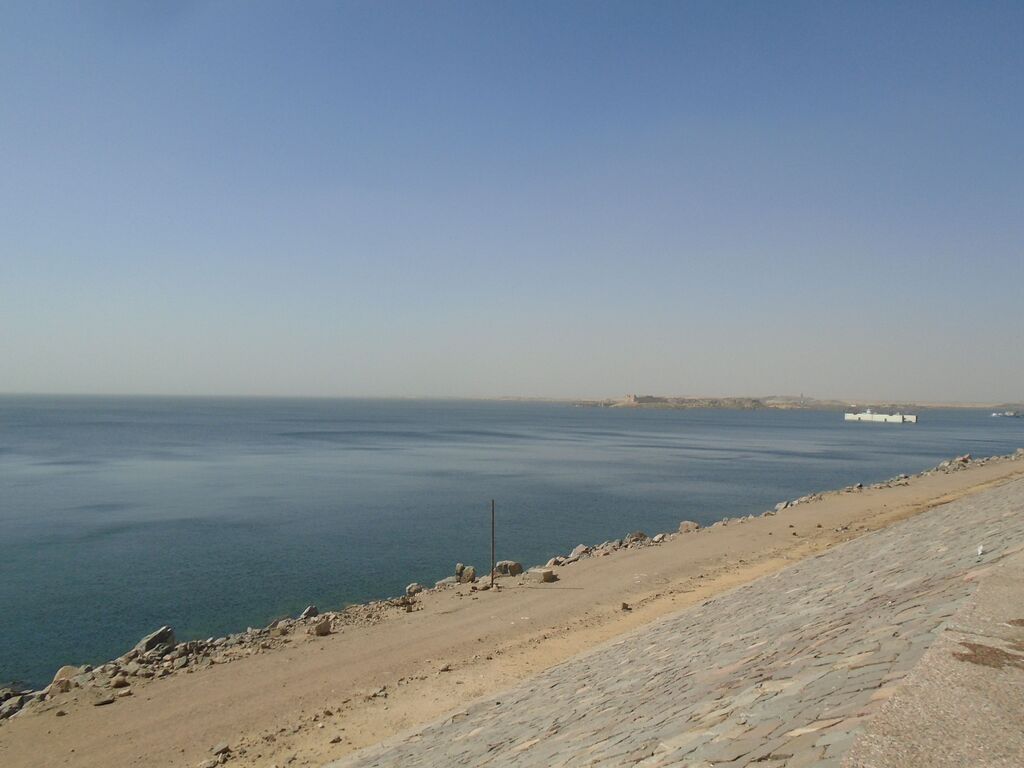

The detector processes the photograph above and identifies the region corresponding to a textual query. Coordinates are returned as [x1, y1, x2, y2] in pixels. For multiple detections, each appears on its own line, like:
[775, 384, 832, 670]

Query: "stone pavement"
[329, 479, 1024, 767]
[845, 548, 1024, 768]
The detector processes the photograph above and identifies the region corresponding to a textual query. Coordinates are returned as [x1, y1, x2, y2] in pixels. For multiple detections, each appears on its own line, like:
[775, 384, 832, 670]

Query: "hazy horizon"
[3, 2, 1022, 403]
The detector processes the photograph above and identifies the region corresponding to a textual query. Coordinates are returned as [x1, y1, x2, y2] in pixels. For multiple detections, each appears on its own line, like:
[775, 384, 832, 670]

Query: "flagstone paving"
[329, 478, 1024, 767]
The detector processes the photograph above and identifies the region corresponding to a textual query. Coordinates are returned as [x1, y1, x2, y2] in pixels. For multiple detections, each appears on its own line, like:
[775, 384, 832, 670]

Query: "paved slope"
[330, 478, 1024, 767]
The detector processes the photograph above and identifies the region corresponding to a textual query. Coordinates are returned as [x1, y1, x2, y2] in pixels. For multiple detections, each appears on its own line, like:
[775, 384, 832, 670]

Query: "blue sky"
[2, 1, 1022, 400]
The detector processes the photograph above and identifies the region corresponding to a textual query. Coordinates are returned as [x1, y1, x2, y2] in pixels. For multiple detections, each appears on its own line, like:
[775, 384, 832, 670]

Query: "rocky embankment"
[2, 449, 1021, 734]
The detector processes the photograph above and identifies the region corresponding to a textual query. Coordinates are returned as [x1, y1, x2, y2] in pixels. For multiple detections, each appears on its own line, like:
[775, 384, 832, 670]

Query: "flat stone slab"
[328, 478, 1024, 767]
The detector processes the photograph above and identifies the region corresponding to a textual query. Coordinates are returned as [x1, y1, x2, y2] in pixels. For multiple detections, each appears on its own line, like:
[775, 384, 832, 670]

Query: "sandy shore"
[2, 453, 1023, 768]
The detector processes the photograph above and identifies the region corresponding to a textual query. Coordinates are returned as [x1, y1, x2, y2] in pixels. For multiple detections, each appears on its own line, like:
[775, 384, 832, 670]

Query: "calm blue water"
[2, 396, 1022, 688]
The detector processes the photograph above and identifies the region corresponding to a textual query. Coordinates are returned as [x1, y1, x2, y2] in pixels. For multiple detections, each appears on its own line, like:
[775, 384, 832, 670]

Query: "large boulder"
[458, 565, 477, 583]
[299, 605, 319, 620]
[405, 582, 424, 596]
[678, 521, 700, 534]
[493, 560, 524, 577]
[134, 626, 175, 655]
[52, 665, 82, 684]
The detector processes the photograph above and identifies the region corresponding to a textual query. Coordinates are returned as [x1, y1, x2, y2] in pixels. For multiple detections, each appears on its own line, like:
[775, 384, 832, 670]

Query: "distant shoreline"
[571, 394, 1022, 411]
[0, 392, 1017, 411]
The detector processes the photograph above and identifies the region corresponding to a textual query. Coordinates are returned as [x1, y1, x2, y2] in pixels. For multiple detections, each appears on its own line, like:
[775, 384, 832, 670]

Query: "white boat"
[844, 408, 917, 424]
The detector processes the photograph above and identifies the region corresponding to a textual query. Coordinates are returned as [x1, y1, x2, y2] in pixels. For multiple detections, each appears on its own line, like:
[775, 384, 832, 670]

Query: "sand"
[2, 455, 1023, 768]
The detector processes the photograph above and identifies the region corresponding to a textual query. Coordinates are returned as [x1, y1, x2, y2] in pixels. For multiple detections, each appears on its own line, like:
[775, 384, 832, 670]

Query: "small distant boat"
[992, 410, 1021, 418]
[844, 408, 917, 424]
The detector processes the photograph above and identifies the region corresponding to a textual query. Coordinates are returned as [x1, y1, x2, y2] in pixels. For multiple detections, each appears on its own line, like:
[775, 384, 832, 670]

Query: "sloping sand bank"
[2, 454, 1022, 768]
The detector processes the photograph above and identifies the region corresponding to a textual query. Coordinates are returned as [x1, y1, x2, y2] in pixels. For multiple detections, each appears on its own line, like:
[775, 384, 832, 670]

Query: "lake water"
[2, 396, 1022, 689]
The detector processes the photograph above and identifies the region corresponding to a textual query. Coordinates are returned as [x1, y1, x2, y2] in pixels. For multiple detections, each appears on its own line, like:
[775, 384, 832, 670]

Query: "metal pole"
[490, 499, 496, 588]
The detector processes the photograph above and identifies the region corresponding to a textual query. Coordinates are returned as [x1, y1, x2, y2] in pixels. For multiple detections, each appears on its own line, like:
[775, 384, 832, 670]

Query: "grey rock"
[134, 625, 175, 655]
[679, 520, 701, 533]
[299, 605, 319, 620]
[0, 695, 25, 720]
[458, 565, 477, 583]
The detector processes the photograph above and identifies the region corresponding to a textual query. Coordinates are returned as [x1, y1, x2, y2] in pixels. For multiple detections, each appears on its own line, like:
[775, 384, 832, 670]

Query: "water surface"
[2, 396, 1021, 688]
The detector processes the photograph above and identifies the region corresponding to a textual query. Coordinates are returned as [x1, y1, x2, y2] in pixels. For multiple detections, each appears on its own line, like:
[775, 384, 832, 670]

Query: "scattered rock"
[623, 531, 648, 545]
[458, 565, 477, 583]
[528, 568, 557, 583]
[568, 544, 590, 560]
[678, 521, 700, 533]
[92, 694, 115, 706]
[493, 560, 524, 577]
[621, 602, 631, 611]
[310, 617, 332, 637]
[299, 605, 319, 620]
[405, 583, 424, 596]
[211, 742, 232, 756]
[652, 533, 666, 543]
[545, 556, 565, 568]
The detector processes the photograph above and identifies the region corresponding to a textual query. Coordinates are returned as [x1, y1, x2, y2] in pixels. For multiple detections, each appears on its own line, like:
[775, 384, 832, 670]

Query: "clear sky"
[2, 1, 1022, 401]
